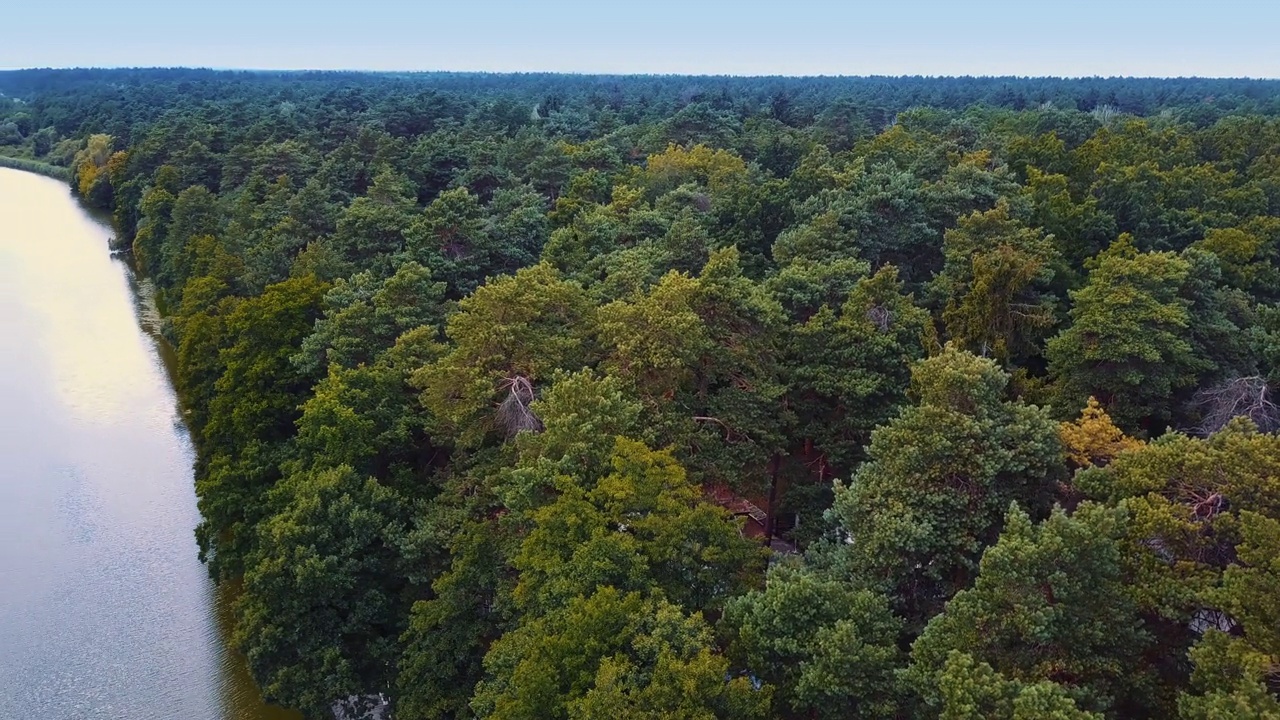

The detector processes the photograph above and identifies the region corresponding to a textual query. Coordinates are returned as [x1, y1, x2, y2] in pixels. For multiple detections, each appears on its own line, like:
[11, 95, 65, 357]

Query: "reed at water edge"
[0, 155, 70, 180]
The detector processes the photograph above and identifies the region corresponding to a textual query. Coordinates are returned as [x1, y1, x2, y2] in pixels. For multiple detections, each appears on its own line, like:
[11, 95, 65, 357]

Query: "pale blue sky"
[2, 0, 1277, 77]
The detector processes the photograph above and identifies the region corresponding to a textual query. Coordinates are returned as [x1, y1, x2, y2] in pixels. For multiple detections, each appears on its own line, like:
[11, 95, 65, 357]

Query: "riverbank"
[0, 154, 69, 180]
[0, 167, 292, 720]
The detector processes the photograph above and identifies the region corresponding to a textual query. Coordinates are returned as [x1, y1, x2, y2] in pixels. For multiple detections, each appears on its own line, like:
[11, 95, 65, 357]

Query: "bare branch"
[866, 304, 893, 332]
[1189, 376, 1280, 436]
[496, 375, 543, 438]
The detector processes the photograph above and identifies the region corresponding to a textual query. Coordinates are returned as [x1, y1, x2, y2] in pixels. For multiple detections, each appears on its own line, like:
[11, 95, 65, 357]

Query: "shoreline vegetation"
[0, 155, 70, 180]
[5, 68, 1280, 720]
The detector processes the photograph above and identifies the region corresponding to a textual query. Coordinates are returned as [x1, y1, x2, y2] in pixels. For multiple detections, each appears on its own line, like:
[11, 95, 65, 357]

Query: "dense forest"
[4, 68, 1280, 720]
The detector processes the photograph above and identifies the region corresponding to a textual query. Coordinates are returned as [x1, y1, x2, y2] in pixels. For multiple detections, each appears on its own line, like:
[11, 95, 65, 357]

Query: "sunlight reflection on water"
[0, 168, 297, 720]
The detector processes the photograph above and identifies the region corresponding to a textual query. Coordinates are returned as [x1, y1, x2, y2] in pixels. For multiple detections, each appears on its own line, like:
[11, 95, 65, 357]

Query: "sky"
[2, 0, 1277, 78]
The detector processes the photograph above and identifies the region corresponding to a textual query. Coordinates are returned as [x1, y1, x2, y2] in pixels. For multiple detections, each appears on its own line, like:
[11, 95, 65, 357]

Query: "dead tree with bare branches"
[496, 375, 543, 438]
[1189, 376, 1280, 436]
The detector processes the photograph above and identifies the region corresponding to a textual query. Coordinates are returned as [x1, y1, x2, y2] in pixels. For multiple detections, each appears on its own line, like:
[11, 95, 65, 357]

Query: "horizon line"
[1, 66, 1278, 82]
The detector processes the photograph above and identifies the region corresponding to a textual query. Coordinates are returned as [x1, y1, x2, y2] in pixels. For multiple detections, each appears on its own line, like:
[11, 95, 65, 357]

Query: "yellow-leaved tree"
[73, 133, 115, 205]
[1060, 397, 1144, 469]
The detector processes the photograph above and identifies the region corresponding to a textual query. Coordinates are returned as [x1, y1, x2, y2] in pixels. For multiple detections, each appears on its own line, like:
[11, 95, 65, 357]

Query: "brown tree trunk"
[765, 453, 781, 548]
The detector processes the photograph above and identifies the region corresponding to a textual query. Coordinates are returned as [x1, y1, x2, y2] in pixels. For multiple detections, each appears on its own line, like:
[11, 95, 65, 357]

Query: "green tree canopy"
[824, 347, 1064, 624]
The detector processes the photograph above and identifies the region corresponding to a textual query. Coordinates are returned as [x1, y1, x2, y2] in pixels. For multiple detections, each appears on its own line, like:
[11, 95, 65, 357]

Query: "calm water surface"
[0, 168, 298, 720]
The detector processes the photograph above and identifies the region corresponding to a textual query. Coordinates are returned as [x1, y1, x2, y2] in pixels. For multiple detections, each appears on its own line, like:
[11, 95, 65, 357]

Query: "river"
[0, 168, 298, 720]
